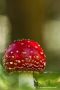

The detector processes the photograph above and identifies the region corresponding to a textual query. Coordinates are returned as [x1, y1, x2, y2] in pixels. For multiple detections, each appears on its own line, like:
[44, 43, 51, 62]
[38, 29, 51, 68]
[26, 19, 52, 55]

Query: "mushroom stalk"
[18, 72, 35, 89]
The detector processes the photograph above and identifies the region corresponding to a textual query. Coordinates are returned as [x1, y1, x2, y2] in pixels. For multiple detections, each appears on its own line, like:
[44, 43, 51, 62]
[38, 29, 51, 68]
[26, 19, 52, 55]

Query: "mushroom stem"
[18, 72, 35, 89]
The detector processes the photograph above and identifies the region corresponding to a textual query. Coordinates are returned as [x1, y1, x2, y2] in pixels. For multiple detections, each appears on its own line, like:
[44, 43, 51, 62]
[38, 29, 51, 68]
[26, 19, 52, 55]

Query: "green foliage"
[0, 64, 60, 90]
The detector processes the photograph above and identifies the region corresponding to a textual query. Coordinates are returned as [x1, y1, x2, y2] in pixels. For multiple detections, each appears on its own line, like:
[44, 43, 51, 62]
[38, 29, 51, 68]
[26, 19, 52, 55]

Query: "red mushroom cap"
[3, 39, 46, 73]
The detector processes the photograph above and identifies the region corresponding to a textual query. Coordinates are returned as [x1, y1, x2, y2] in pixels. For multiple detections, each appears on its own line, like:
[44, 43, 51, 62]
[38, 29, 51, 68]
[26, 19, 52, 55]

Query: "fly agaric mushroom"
[3, 39, 46, 88]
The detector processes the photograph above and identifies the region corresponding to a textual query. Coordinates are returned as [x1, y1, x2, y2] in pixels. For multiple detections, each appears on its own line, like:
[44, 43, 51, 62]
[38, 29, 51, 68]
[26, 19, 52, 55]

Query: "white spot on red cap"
[29, 64, 33, 67]
[15, 60, 18, 62]
[35, 46, 38, 48]
[22, 64, 25, 66]
[10, 51, 13, 54]
[21, 43, 24, 45]
[9, 68, 13, 70]
[38, 44, 40, 46]
[40, 52, 43, 54]
[16, 50, 19, 53]
[29, 55, 32, 59]
[31, 51, 33, 53]
[36, 62, 39, 64]
[25, 58, 28, 62]
[10, 62, 13, 64]
[40, 60, 42, 63]
[35, 56, 39, 59]
[18, 60, 21, 63]
[14, 63, 17, 65]
[34, 65, 40, 67]
[44, 62, 46, 66]
[12, 56, 14, 58]
[25, 63, 29, 65]
[28, 40, 30, 42]
[22, 52, 26, 54]
[22, 60, 24, 62]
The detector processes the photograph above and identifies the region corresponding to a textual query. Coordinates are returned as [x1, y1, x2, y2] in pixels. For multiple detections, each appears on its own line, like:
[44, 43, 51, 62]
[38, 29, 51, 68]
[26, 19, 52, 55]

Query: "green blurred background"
[0, 0, 60, 90]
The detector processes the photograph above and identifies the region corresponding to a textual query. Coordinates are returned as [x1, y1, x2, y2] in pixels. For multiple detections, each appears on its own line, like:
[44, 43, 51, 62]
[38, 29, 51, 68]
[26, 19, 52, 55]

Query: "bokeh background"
[0, 0, 60, 90]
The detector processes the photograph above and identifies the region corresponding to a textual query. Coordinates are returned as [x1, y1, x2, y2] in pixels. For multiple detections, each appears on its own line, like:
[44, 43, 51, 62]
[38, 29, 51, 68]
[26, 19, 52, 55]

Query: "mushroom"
[3, 39, 46, 88]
